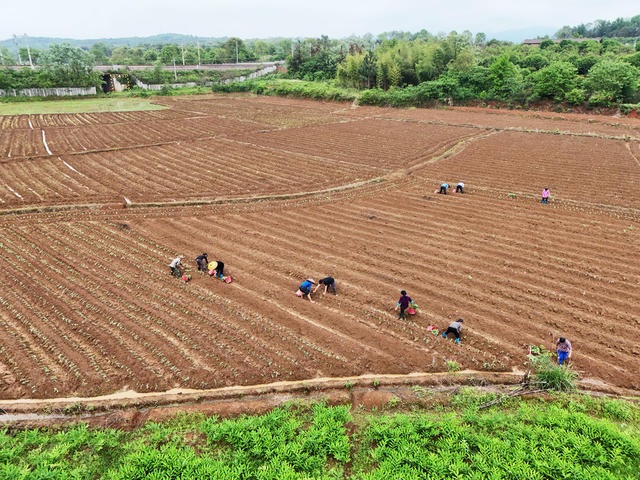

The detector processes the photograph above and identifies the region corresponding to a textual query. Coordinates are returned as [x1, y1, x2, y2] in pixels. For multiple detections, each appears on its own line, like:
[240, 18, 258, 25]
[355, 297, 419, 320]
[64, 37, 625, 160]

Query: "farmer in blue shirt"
[439, 183, 449, 194]
[299, 278, 316, 302]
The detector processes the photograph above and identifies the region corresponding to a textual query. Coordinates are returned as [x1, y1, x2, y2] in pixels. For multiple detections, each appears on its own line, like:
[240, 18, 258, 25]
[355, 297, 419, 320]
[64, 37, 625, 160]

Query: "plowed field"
[0, 95, 638, 400]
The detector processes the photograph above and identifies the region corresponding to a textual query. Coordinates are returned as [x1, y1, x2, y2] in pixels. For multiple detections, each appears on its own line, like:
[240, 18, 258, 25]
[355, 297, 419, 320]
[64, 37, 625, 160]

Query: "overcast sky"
[1, 0, 638, 41]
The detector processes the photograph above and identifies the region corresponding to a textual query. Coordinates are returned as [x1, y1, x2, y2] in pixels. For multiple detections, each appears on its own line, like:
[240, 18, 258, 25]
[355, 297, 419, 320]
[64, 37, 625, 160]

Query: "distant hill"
[485, 26, 557, 43]
[0, 34, 230, 50]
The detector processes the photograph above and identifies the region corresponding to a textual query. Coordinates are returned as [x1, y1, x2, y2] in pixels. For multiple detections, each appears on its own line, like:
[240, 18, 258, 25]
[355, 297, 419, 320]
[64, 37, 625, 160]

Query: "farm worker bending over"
[208, 261, 225, 278]
[169, 255, 184, 277]
[298, 278, 316, 302]
[556, 337, 572, 365]
[541, 187, 550, 204]
[195, 253, 208, 272]
[439, 183, 449, 194]
[314, 276, 337, 296]
[443, 319, 463, 343]
[395, 290, 413, 320]
[456, 182, 464, 193]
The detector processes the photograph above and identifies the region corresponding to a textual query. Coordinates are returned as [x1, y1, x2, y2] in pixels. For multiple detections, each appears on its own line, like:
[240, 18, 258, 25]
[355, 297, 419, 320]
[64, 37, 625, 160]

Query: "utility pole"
[181, 44, 185, 66]
[24, 34, 33, 69]
[197, 40, 201, 67]
[235, 39, 238, 64]
[173, 58, 177, 81]
[13, 35, 22, 65]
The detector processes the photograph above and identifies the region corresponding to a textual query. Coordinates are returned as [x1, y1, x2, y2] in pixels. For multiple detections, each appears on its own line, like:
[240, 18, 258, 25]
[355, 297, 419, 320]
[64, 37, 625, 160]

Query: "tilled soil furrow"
[272, 203, 638, 373]
[90, 224, 326, 384]
[221, 211, 499, 359]
[6, 227, 175, 387]
[369, 189, 640, 282]
[147, 219, 391, 373]
[162, 214, 501, 373]
[345, 193, 640, 301]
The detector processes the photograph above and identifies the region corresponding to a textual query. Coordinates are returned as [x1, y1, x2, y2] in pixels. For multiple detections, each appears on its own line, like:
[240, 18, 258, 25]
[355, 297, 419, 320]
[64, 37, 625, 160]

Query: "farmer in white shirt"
[456, 182, 464, 193]
[169, 255, 184, 277]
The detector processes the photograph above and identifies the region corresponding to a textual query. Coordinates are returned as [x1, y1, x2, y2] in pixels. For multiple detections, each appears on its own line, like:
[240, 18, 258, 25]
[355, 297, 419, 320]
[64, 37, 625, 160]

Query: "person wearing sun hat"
[208, 260, 225, 278]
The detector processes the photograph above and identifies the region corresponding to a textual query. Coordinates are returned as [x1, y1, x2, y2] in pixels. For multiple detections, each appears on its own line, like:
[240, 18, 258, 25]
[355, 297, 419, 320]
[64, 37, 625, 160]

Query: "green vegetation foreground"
[1, 392, 639, 479]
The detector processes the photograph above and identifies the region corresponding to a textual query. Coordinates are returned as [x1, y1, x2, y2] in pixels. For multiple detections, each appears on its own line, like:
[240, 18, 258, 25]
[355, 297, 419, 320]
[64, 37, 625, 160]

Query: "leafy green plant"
[528, 345, 578, 391]
[1, 397, 639, 478]
[446, 360, 461, 372]
[387, 396, 400, 408]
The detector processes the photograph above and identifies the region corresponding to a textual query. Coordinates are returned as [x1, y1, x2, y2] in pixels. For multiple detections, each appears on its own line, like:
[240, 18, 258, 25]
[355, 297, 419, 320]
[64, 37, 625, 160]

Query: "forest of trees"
[325, 34, 640, 106]
[555, 15, 640, 39]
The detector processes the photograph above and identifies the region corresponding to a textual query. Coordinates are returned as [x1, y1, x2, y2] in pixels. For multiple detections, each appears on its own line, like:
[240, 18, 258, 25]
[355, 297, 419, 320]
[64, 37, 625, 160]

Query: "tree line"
[0, 37, 294, 67]
[556, 15, 640, 39]
[285, 32, 640, 107]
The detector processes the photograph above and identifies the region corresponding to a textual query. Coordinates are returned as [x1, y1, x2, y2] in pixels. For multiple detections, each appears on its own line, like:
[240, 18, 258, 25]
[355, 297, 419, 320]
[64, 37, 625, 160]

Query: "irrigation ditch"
[0, 371, 636, 431]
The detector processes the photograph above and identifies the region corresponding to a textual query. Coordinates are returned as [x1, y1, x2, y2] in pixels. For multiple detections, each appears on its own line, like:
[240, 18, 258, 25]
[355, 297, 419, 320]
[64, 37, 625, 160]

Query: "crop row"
[0, 178, 637, 397]
[373, 107, 640, 139]
[234, 118, 480, 169]
[0, 109, 194, 131]
[165, 96, 343, 127]
[0, 114, 266, 159]
[0, 130, 48, 158]
[418, 130, 640, 209]
[0, 136, 381, 208]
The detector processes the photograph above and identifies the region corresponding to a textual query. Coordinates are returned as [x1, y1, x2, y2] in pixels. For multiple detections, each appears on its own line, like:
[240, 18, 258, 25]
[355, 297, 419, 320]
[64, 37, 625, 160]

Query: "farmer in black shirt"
[314, 276, 337, 295]
[395, 290, 413, 320]
[195, 253, 208, 272]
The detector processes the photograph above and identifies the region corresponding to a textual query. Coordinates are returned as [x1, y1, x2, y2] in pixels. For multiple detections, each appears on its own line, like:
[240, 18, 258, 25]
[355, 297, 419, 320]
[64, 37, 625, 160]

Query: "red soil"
[0, 96, 638, 400]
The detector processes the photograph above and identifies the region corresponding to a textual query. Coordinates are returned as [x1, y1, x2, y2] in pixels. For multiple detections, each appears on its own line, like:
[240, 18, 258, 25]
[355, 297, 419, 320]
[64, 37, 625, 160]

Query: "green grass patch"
[1, 395, 638, 479]
[0, 96, 166, 115]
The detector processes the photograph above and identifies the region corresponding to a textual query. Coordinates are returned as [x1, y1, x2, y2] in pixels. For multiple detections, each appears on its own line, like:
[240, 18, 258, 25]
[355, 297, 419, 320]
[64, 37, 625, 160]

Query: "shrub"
[565, 88, 585, 105]
[528, 345, 577, 391]
[533, 61, 578, 101]
[588, 92, 612, 107]
[358, 88, 391, 106]
[212, 78, 358, 103]
[587, 59, 640, 103]
[446, 360, 461, 372]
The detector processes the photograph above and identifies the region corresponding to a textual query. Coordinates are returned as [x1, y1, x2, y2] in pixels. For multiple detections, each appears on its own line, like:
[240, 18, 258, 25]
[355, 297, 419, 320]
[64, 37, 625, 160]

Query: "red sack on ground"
[182, 275, 191, 282]
[408, 307, 416, 315]
[224, 276, 232, 284]
[208, 269, 216, 276]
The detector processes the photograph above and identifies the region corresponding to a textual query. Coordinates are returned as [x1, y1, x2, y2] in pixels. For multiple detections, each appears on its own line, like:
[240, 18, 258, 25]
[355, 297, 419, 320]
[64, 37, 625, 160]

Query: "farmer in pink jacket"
[541, 187, 550, 204]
